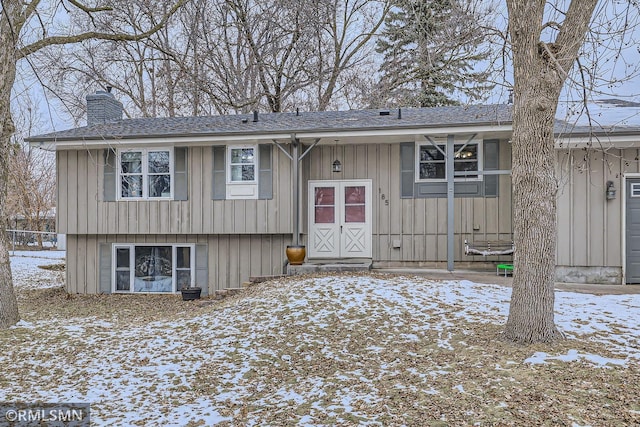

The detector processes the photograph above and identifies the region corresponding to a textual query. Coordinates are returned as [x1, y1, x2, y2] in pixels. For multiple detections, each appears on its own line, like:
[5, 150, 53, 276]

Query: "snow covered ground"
[1, 251, 639, 426]
[9, 249, 65, 290]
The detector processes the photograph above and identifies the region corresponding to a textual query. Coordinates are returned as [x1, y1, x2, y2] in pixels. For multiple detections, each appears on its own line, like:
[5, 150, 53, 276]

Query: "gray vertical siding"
[556, 148, 628, 269]
[61, 139, 516, 295]
[66, 234, 290, 294]
[304, 141, 513, 263]
[57, 146, 293, 235]
[60, 141, 513, 263]
[59, 140, 636, 290]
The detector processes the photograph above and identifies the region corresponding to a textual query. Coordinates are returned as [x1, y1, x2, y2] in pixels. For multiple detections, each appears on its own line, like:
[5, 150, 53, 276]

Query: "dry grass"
[37, 263, 65, 271]
[4, 272, 640, 426]
[17, 286, 197, 324]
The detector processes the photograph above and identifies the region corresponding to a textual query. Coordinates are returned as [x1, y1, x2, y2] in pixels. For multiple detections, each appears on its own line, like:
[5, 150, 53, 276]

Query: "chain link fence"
[5, 229, 59, 252]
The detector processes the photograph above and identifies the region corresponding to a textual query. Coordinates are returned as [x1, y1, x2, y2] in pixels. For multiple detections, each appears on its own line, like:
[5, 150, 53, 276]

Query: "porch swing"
[464, 239, 515, 276]
[464, 240, 514, 257]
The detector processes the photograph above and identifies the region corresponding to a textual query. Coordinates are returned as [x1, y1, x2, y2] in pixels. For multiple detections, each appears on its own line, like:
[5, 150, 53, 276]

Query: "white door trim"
[308, 181, 340, 258]
[308, 179, 372, 259]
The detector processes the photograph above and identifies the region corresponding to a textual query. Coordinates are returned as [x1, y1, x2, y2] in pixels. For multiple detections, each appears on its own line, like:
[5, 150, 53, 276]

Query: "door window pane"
[345, 186, 365, 204]
[344, 186, 366, 223]
[315, 207, 335, 223]
[315, 187, 335, 205]
[314, 187, 335, 223]
[345, 206, 365, 223]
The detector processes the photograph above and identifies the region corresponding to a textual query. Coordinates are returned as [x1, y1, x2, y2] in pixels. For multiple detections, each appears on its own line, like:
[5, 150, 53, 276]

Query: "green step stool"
[496, 263, 513, 277]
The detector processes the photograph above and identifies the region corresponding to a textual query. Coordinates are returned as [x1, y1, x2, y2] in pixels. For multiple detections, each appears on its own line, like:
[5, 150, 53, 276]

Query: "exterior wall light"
[332, 139, 342, 173]
[606, 181, 616, 200]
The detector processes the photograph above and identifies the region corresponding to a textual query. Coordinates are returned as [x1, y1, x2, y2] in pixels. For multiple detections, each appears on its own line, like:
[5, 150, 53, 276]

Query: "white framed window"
[112, 244, 195, 293]
[416, 139, 483, 182]
[225, 145, 259, 199]
[632, 183, 640, 197]
[118, 148, 173, 199]
[227, 145, 257, 183]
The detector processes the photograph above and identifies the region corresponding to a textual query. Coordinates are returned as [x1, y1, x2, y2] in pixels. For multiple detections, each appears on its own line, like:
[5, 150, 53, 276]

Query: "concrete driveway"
[374, 267, 640, 295]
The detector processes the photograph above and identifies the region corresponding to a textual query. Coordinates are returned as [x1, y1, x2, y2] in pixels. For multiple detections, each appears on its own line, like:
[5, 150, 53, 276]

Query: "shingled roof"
[26, 104, 513, 143]
[554, 120, 640, 136]
[27, 102, 640, 144]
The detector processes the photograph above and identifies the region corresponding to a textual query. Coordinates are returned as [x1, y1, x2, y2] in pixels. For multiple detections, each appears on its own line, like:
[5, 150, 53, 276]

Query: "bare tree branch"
[17, 0, 187, 59]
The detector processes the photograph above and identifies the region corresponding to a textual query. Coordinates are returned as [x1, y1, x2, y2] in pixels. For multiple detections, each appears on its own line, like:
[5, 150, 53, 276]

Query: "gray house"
[26, 91, 640, 294]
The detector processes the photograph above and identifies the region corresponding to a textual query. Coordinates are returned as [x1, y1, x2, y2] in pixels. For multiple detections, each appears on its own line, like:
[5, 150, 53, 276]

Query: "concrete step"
[287, 261, 372, 276]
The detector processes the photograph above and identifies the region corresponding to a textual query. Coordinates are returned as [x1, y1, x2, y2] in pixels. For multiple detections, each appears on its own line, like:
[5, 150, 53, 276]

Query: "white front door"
[308, 180, 372, 259]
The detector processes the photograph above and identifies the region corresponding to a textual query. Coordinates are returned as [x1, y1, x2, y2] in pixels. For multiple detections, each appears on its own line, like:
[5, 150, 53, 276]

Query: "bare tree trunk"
[0, 0, 187, 330]
[0, 17, 20, 327]
[0, 232, 18, 328]
[505, 93, 562, 342]
[504, 0, 598, 343]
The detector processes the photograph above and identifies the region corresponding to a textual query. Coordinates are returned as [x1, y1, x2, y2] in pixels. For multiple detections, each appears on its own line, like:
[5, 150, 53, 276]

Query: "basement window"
[113, 244, 194, 293]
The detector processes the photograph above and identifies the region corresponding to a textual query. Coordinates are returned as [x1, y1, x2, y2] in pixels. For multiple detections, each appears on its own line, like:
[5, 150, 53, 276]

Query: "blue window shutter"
[400, 142, 415, 198]
[195, 244, 208, 296]
[99, 243, 112, 294]
[103, 149, 117, 201]
[483, 139, 499, 197]
[212, 146, 226, 200]
[258, 144, 273, 199]
[174, 147, 188, 201]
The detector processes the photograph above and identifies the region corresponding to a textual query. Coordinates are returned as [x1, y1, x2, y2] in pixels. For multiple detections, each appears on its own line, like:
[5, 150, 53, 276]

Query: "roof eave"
[28, 122, 514, 150]
[555, 133, 640, 149]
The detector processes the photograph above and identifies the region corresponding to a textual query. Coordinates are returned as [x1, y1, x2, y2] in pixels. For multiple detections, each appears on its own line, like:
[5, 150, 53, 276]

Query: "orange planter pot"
[286, 245, 306, 265]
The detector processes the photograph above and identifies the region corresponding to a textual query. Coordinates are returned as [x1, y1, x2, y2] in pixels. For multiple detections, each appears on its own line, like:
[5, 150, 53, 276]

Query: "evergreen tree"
[375, 0, 493, 107]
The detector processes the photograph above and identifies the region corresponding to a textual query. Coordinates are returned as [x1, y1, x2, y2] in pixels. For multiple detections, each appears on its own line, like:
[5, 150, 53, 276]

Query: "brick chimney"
[86, 87, 123, 125]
